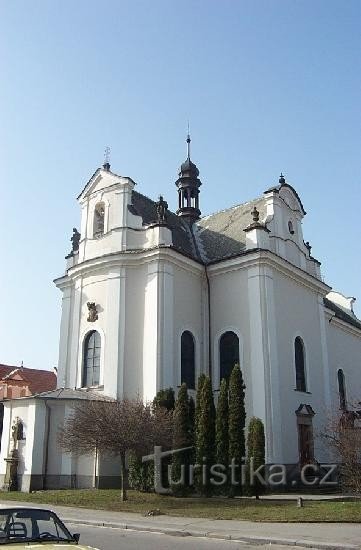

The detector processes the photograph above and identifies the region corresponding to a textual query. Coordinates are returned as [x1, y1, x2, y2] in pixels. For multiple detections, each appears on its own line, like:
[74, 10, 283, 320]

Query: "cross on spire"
[186, 123, 191, 159]
[103, 146, 111, 171]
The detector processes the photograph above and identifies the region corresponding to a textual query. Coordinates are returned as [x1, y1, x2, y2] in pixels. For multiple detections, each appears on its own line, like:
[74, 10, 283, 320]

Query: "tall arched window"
[337, 369, 347, 410]
[83, 331, 101, 387]
[219, 331, 239, 383]
[181, 331, 195, 389]
[295, 337, 306, 392]
[93, 202, 105, 238]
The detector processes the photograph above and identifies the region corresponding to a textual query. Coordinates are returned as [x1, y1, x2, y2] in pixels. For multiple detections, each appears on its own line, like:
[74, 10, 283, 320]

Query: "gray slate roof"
[129, 190, 266, 264]
[19, 388, 114, 401]
[324, 298, 361, 331]
[196, 197, 267, 263]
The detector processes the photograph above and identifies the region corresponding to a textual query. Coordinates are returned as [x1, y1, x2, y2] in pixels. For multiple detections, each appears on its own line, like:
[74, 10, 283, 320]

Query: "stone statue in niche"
[71, 228, 81, 252]
[11, 417, 24, 449]
[87, 302, 98, 323]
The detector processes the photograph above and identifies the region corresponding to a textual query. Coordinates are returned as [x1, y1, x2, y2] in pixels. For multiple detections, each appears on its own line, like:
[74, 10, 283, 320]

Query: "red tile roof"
[0, 364, 57, 395]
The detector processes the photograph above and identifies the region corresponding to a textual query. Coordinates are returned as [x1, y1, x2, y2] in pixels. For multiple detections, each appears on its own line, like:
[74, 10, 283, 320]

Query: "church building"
[1, 138, 360, 491]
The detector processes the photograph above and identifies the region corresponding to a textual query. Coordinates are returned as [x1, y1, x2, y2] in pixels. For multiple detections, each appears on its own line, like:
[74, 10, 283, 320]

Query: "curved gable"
[278, 183, 306, 216]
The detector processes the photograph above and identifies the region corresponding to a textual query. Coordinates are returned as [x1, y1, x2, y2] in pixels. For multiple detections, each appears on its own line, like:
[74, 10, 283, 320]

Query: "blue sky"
[0, 0, 360, 369]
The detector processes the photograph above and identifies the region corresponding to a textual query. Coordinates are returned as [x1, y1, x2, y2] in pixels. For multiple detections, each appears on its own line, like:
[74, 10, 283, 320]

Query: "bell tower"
[175, 134, 202, 222]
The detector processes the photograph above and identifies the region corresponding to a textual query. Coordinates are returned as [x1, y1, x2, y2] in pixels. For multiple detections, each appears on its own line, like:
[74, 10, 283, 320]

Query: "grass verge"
[0, 490, 359, 522]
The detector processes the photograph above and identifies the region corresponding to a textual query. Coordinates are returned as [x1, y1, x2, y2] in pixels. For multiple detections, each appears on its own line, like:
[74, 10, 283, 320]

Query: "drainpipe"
[189, 222, 212, 382]
[94, 445, 98, 489]
[205, 265, 212, 382]
[43, 401, 51, 490]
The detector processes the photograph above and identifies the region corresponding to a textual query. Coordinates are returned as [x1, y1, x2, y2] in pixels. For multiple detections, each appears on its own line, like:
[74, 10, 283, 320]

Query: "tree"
[58, 398, 173, 501]
[195, 374, 206, 445]
[321, 409, 361, 494]
[171, 383, 193, 495]
[195, 375, 215, 496]
[128, 387, 175, 492]
[228, 363, 246, 496]
[128, 453, 154, 493]
[215, 378, 229, 494]
[188, 396, 195, 445]
[153, 387, 175, 412]
[247, 417, 265, 498]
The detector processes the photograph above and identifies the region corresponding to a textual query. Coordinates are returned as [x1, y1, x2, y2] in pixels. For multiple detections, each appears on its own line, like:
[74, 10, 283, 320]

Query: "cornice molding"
[208, 249, 331, 295]
[57, 246, 204, 284]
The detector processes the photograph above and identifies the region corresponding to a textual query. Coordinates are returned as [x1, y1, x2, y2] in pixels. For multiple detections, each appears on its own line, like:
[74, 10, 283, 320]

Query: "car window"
[0, 509, 73, 543]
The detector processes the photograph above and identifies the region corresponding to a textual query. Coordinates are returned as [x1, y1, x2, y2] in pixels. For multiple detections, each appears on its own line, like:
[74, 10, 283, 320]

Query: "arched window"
[93, 202, 105, 238]
[337, 369, 347, 410]
[295, 337, 306, 392]
[83, 331, 101, 387]
[219, 331, 239, 383]
[181, 331, 195, 389]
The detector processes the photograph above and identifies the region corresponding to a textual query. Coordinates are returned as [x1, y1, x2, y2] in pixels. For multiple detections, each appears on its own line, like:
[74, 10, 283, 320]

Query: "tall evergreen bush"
[228, 363, 246, 495]
[195, 375, 215, 496]
[247, 417, 265, 498]
[215, 377, 229, 494]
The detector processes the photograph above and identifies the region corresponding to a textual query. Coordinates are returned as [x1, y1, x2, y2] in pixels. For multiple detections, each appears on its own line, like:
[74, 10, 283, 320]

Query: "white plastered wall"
[271, 270, 329, 464]
[326, 321, 361, 412]
[208, 265, 251, 403]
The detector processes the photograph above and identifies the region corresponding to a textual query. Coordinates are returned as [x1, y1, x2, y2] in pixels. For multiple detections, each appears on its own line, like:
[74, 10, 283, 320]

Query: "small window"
[83, 331, 101, 387]
[181, 331, 195, 389]
[337, 369, 347, 410]
[288, 220, 295, 234]
[219, 331, 240, 383]
[295, 337, 306, 392]
[93, 203, 105, 238]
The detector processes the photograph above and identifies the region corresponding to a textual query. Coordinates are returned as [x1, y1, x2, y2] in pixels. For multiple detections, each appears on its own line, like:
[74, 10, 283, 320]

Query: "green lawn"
[0, 490, 360, 522]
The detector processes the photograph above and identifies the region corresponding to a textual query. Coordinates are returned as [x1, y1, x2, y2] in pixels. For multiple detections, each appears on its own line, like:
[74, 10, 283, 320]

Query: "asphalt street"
[71, 523, 302, 550]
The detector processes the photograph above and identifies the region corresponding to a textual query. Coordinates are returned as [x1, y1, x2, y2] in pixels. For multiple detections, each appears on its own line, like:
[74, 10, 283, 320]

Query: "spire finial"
[186, 122, 191, 159]
[279, 172, 286, 184]
[103, 146, 111, 171]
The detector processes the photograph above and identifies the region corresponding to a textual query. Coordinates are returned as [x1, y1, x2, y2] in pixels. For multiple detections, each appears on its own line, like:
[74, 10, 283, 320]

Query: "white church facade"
[1, 140, 361, 491]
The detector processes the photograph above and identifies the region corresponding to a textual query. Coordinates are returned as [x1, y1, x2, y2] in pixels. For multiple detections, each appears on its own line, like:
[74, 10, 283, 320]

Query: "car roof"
[0, 504, 55, 514]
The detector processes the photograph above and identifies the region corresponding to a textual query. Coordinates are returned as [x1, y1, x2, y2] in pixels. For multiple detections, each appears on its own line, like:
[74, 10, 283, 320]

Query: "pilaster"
[247, 265, 282, 463]
[68, 278, 82, 388]
[104, 267, 126, 399]
[143, 260, 174, 402]
[57, 285, 72, 388]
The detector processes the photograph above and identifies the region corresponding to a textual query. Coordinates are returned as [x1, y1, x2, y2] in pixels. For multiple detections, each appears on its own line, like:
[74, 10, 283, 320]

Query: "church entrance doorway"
[295, 404, 315, 466]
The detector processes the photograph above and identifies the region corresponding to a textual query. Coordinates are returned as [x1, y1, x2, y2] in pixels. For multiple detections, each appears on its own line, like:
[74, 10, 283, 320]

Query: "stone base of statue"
[3, 449, 19, 491]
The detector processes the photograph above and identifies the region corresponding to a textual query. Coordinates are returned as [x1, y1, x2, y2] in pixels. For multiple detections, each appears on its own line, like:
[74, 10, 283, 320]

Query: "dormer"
[264, 175, 321, 279]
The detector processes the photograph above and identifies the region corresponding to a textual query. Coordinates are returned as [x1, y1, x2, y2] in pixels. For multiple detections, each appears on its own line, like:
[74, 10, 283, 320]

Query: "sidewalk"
[0, 499, 360, 549]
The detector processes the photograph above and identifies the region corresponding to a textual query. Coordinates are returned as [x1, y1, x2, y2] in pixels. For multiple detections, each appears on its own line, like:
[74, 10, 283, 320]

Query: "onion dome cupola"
[175, 134, 202, 222]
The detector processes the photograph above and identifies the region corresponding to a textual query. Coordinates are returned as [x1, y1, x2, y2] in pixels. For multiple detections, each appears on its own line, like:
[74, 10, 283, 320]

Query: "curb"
[64, 517, 360, 549]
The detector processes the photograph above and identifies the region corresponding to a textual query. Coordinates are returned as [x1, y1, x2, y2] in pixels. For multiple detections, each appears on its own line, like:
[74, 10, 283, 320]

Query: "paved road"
[71, 523, 302, 550]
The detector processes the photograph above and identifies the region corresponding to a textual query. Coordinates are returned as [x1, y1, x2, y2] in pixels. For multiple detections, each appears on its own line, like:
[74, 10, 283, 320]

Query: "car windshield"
[0, 508, 75, 544]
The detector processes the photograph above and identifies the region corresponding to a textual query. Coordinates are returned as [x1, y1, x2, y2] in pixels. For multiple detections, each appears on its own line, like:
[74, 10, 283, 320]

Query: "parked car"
[0, 507, 99, 548]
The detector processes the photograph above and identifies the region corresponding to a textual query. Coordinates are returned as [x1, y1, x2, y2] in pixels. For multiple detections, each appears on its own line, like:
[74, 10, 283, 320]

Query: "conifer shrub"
[228, 363, 246, 496]
[246, 416, 265, 498]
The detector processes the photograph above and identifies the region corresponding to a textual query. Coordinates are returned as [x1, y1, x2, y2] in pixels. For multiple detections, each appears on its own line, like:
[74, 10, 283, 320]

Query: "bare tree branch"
[58, 398, 173, 500]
